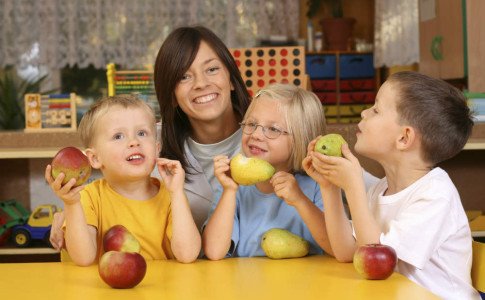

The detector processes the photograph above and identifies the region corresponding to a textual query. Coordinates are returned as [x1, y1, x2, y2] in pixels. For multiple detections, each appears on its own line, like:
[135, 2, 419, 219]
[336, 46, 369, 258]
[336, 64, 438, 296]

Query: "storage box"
[306, 55, 337, 79]
[340, 54, 375, 79]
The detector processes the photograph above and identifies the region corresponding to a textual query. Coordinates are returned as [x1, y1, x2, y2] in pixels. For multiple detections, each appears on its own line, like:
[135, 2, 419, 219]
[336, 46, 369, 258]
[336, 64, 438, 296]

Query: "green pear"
[261, 228, 310, 259]
[230, 153, 275, 185]
[314, 133, 346, 157]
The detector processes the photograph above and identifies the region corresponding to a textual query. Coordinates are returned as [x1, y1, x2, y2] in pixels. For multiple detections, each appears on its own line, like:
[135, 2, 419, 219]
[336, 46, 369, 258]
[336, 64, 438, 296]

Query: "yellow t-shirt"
[80, 177, 174, 261]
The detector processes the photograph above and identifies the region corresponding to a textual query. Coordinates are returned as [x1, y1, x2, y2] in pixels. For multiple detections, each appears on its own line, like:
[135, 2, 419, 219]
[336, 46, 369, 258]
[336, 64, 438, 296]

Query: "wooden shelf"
[0, 148, 61, 159]
[463, 139, 485, 150]
[0, 246, 58, 255]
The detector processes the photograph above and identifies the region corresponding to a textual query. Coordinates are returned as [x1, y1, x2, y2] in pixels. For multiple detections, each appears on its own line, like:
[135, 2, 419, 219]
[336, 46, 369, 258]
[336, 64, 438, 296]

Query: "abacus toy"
[106, 63, 159, 118]
[24, 93, 77, 132]
[230, 46, 309, 96]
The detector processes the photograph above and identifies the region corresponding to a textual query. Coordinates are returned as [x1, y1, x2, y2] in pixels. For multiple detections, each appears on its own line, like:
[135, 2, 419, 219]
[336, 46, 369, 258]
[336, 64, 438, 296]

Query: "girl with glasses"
[203, 83, 335, 259]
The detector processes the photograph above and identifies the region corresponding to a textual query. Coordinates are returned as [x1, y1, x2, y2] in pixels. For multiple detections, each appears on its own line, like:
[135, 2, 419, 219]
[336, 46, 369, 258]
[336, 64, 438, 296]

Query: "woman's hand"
[213, 155, 238, 191]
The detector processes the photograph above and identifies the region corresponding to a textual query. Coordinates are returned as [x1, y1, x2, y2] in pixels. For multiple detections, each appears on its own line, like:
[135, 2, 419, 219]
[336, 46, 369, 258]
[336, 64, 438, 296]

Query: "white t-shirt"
[366, 167, 479, 300]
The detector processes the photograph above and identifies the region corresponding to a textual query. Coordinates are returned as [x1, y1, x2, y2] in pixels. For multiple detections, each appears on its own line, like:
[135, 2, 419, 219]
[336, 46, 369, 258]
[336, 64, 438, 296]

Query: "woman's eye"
[207, 66, 220, 73]
[180, 74, 191, 82]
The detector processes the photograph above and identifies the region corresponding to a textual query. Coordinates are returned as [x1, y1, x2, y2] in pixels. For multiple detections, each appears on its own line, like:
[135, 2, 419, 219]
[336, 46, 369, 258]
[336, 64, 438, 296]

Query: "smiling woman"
[153, 26, 251, 229]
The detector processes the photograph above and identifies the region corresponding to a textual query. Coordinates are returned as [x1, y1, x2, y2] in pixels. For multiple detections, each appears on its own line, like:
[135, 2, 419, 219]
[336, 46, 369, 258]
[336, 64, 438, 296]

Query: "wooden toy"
[24, 93, 77, 132]
[106, 63, 159, 117]
[229, 46, 308, 96]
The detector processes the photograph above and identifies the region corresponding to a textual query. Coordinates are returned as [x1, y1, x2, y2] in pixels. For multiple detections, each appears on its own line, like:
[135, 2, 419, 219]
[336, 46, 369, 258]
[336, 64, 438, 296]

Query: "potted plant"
[0, 66, 52, 130]
[307, 0, 356, 51]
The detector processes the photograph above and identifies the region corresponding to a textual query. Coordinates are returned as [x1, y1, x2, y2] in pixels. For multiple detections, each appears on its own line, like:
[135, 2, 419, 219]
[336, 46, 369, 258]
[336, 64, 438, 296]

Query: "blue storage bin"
[306, 55, 337, 79]
[340, 54, 375, 79]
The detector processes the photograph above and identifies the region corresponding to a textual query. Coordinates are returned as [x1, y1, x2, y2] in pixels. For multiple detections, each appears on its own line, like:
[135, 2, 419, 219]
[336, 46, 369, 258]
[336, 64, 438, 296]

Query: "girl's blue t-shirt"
[208, 173, 324, 257]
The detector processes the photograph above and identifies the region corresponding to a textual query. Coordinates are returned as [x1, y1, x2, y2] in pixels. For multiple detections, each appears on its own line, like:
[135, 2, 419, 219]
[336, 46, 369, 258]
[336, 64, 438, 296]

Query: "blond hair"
[78, 94, 156, 147]
[247, 83, 326, 173]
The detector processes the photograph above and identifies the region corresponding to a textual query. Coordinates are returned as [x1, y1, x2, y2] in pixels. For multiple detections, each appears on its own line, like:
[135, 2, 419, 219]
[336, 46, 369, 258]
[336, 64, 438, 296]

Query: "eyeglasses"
[239, 122, 289, 139]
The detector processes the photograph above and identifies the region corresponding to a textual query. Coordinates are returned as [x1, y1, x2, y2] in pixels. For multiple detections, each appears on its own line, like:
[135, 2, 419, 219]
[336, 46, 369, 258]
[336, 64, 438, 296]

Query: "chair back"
[472, 240, 485, 293]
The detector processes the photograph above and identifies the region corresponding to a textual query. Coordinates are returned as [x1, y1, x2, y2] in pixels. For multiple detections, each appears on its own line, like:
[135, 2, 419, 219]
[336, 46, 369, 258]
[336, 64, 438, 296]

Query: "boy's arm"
[169, 190, 201, 263]
[312, 145, 382, 248]
[64, 203, 98, 266]
[45, 164, 97, 266]
[319, 184, 356, 262]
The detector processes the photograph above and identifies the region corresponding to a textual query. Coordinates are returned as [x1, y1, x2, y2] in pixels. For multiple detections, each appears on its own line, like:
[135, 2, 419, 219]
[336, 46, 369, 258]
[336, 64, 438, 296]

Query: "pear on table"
[261, 228, 310, 259]
[230, 153, 275, 185]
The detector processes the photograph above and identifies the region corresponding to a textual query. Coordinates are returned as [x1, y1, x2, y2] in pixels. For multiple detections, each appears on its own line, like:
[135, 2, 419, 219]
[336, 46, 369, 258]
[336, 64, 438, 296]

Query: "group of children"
[45, 72, 479, 299]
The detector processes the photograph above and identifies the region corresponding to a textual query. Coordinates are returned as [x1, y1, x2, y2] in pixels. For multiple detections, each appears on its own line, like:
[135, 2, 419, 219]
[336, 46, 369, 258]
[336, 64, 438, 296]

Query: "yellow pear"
[261, 228, 310, 259]
[230, 153, 275, 185]
[314, 133, 346, 157]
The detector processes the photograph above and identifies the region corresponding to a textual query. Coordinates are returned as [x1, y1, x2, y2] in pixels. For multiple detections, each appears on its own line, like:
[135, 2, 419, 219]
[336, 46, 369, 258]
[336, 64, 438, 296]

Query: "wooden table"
[0, 255, 438, 299]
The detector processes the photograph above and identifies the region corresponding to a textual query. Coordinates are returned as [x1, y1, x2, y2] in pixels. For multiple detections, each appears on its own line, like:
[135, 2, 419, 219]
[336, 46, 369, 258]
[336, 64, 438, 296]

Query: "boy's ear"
[85, 148, 101, 169]
[396, 126, 416, 150]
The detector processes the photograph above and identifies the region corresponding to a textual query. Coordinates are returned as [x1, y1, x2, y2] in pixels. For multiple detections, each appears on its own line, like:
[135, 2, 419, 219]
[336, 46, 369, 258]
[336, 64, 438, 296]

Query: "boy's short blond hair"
[247, 83, 326, 173]
[78, 94, 156, 148]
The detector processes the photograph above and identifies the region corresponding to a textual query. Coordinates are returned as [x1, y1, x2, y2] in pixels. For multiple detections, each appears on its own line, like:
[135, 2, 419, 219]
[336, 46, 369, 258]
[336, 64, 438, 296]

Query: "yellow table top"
[0, 255, 438, 300]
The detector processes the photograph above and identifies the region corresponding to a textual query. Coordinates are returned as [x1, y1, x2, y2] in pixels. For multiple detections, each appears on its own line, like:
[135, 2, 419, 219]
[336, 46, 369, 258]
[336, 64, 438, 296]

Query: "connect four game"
[230, 46, 307, 96]
[24, 93, 77, 132]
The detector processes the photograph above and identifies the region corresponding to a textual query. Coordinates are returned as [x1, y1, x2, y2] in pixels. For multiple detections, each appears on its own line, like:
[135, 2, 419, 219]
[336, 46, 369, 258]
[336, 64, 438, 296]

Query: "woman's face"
[174, 41, 234, 124]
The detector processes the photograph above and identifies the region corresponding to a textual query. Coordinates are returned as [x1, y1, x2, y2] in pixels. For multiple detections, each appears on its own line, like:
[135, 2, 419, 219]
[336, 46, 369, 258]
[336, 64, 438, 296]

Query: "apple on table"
[353, 243, 397, 280]
[98, 225, 147, 289]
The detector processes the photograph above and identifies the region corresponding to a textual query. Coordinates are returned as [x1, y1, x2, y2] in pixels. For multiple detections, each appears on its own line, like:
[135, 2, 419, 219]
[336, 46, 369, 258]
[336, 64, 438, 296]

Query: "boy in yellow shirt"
[45, 94, 200, 266]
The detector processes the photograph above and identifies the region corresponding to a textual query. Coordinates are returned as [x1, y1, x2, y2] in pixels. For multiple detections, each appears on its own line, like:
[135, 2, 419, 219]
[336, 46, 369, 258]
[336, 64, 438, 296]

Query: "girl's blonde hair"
[78, 94, 156, 148]
[246, 83, 326, 173]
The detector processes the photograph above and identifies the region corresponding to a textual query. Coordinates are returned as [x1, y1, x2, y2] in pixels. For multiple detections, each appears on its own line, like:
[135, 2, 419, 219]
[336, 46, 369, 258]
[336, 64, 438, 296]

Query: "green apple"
[230, 153, 275, 185]
[261, 228, 310, 259]
[314, 133, 346, 157]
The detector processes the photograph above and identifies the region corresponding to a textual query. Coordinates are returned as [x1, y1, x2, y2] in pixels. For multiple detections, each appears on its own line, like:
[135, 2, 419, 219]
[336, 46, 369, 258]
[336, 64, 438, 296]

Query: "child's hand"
[213, 155, 238, 191]
[310, 144, 363, 191]
[303, 137, 334, 188]
[270, 171, 306, 207]
[45, 164, 83, 205]
[157, 158, 186, 194]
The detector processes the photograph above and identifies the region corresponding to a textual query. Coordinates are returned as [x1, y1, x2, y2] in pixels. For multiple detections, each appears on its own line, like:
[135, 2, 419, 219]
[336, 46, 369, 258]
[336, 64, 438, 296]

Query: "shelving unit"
[306, 51, 378, 123]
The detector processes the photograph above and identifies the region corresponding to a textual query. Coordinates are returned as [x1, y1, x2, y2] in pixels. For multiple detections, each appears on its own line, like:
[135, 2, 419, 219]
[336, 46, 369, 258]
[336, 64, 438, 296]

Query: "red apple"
[98, 251, 147, 288]
[103, 225, 141, 253]
[353, 243, 397, 280]
[51, 146, 91, 187]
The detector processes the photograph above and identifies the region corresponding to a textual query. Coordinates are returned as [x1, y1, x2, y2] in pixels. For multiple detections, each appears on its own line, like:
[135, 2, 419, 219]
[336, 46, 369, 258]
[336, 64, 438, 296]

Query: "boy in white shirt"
[303, 71, 479, 299]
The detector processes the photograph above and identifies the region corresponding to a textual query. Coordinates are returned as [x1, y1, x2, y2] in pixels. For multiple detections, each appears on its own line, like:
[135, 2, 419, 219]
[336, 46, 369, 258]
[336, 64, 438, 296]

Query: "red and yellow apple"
[353, 243, 397, 280]
[51, 146, 91, 187]
[98, 251, 147, 289]
[103, 225, 141, 253]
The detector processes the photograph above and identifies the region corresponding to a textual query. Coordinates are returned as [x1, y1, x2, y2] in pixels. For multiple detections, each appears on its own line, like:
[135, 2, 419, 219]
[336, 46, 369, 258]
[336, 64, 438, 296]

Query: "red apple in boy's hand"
[98, 251, 147, 289]
[51, 146, 91, 187]
[353, 244, 397, 280]
[103, 225, 141, 253]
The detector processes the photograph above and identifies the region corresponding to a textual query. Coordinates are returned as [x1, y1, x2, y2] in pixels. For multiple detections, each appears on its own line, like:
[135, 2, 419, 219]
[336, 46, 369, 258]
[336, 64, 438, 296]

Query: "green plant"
[0, 66, 53, 130]
[307, 0, 343, 19]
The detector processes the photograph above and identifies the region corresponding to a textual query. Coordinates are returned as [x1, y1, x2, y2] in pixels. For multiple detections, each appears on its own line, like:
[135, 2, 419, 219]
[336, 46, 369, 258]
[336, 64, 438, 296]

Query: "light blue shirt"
[209, 173, 324, 257]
